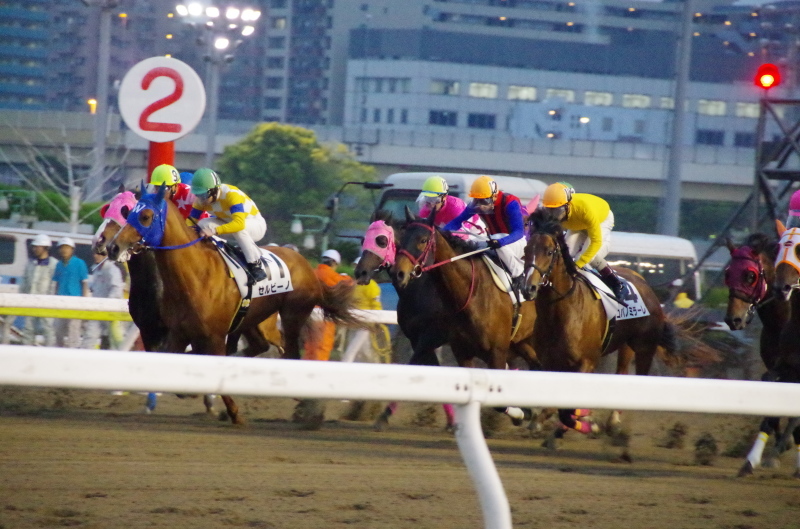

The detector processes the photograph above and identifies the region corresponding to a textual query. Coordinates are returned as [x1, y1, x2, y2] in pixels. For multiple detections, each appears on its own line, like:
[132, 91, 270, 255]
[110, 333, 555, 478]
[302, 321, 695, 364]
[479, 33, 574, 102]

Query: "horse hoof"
[217, 410, 230, 422]
[737, 461, 754, 478]
[541, 436, 558, 450]
[616, 450, 633, 464]
[373, 413, 390, 432]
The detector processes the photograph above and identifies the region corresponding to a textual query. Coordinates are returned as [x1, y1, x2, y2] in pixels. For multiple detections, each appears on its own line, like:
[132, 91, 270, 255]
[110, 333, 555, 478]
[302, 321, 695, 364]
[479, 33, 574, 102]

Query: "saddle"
[210, 237, 294, 299]
[577, 269, 649, 322]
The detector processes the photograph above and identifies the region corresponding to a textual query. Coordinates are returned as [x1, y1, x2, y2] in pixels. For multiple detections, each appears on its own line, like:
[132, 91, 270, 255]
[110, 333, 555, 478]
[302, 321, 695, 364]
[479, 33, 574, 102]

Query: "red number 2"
[139, 67, 184, 133]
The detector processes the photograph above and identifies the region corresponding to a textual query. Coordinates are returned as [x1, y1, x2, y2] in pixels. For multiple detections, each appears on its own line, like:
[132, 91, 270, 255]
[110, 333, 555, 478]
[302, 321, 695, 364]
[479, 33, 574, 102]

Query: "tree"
[216, 123, 378, 248]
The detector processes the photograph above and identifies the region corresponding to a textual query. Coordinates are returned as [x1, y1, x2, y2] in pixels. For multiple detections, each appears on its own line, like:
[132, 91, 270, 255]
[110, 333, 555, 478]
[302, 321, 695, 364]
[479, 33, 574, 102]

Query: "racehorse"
[93, 190, 283, 414]
[105, 186, 361, 424]
[391, 208, 539, 378]
[522, 210, 683, 437]
[747, 222, 800, 478]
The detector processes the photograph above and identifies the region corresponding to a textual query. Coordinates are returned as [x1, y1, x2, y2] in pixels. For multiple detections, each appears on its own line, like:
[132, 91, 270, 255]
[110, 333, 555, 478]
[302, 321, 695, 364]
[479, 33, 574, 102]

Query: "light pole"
[175, 3, 261, 168]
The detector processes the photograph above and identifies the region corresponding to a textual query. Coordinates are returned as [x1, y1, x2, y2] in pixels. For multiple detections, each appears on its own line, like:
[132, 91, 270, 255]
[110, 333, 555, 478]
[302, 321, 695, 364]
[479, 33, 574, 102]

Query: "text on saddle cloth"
[213, 238, 294, 299]
[577, 269, 649, 321]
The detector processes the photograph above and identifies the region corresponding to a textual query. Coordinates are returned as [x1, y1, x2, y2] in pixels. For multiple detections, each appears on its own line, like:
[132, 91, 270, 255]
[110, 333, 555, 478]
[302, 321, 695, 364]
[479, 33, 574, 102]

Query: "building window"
[467, 113, 496, 129]
[271, 17, 287, 29]
[622, 94, 651, 108]
[268, 37, 286, 49]
[430, 80, 460, 96]
[373, 108, 381, 123]
[468, 82, 498, 99]
[734, 131, 755, 147]
[267, 57, 284, 68]
[265, 77, 283, 89]
[429, 110, 457, 126]
[264, 97, 281, 109]
[735, 102, 759, 118]
[660, 97, 674, 109]
[634, 119, 646, 134]
[584, 91, 613, 106]
[696, 129, 724, 146]
[602, 117, 613, 131]
[698, 99, 726, 116]
[508, 85, 537, 101]
[400, 109, 408, 124]
[360, 108, 367, 123]
[270, 0, 287, 7]
[545, 88, 575, 102]
[387, 108, 395, 124]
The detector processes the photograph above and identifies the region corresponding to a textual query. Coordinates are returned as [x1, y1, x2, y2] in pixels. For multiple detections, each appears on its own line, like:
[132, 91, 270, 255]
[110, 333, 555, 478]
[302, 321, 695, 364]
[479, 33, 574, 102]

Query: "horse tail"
[317, 280, 367, 328]
[658, 308, 722, 369]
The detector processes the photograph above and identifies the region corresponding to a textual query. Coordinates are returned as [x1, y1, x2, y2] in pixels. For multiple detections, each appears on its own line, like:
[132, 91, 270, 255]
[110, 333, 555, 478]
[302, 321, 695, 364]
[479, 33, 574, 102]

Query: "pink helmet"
[790, 189, 800, 217]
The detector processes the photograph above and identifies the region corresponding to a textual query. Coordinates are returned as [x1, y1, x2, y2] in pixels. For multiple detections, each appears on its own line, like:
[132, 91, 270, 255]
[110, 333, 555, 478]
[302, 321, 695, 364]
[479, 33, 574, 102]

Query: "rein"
[526, 233, 576, 302]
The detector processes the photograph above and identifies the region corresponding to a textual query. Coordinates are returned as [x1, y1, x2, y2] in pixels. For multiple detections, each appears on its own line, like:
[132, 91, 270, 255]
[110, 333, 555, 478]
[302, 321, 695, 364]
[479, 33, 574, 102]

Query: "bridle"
[524, 232, 576, 302]
[397, 221, 476, 312]
[724, 246, 771, 323]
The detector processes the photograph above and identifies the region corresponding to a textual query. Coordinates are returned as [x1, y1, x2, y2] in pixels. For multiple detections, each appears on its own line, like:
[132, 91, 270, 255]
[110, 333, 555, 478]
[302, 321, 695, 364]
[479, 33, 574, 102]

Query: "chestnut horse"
[106, 187, 361, 424]
[522, 211, 682, 436]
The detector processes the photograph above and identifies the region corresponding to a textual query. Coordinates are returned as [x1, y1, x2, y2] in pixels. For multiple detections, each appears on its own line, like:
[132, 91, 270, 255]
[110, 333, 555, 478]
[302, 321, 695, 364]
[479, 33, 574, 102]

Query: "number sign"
[119, 57, 206, 143]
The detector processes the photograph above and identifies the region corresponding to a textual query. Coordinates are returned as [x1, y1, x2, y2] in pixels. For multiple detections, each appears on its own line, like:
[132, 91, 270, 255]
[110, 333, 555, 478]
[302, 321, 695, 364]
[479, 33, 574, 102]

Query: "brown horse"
[106, 187, 361, 424]
[523, 211, 682, 436]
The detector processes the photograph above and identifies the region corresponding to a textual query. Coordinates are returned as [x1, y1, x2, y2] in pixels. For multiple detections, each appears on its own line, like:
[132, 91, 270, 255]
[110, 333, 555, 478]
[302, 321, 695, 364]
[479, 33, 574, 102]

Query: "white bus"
[0, 227, 95, 292]
[376, 172, 700, 301]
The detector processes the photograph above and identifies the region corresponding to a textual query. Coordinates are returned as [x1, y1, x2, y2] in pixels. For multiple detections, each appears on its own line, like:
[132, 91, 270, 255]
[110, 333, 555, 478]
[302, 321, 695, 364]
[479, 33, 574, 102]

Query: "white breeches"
[564, 211, 614, 269]
[492, 234, 526, 277]
[200, 214, 267, 263]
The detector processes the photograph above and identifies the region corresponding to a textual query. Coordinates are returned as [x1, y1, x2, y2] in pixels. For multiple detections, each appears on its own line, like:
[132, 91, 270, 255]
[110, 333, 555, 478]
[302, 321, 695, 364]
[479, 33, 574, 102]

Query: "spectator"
[20, 233, 58, 346]
[82, 252, 125, 349]
[341, 256, 383, 363]
[303, 249, 352, 361]
[52, 237, 89, 348]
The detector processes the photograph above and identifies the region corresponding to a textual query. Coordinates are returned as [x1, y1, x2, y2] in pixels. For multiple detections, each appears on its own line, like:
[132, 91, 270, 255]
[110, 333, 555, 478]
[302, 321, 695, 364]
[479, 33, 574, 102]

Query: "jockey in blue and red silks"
[416, 175, 486, 240]
[443, 175, 528, 297]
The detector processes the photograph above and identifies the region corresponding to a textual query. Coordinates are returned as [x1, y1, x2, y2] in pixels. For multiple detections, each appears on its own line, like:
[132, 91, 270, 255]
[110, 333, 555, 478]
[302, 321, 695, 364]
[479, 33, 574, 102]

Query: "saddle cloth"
[577, 269, 649, 321]
[481, 255, 524, 305]
[213, 237, 294, 299]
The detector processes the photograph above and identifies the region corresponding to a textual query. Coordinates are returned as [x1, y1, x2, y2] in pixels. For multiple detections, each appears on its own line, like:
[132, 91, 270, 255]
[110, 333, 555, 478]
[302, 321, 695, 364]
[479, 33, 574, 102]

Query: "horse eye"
[376, 235, 388, 249]
[745, 271, 756, 284]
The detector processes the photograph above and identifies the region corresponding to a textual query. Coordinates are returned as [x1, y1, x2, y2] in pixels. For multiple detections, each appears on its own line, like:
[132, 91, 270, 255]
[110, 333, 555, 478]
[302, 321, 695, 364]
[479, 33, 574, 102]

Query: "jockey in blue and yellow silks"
[541, 182, 627, 299]
[189, 167, 268, 283]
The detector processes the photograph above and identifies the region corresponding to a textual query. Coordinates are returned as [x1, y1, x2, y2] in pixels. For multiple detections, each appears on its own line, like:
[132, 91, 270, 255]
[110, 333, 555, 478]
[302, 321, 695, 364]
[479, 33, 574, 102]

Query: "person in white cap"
[52, 236, 89, 348]
[19, 233, 58, 346]
[302, 249, 352, 361]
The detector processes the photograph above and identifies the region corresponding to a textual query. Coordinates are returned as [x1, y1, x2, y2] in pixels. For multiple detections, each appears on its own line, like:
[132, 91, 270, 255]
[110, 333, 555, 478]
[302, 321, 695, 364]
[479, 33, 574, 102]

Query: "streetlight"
[175, 3, 261, 167]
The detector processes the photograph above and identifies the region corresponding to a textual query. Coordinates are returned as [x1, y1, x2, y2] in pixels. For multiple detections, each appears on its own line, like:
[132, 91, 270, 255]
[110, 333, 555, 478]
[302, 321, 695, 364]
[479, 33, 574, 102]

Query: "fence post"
[454, 400, 512, 529]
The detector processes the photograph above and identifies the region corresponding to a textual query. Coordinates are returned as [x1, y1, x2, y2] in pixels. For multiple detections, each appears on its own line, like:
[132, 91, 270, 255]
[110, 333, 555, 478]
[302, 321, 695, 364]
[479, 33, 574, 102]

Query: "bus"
[375, 172, 700, 305]
[0, 227, 96, 292]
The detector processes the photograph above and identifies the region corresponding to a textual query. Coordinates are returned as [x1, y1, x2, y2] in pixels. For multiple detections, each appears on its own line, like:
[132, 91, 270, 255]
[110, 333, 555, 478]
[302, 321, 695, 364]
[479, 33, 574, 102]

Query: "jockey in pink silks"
[416, 176, 486, 239]
[786, 189, 800, 230]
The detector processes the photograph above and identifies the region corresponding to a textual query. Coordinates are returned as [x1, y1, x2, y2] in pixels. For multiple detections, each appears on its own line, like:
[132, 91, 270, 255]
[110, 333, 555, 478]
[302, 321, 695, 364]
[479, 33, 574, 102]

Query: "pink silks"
[361, 220, 396, 267]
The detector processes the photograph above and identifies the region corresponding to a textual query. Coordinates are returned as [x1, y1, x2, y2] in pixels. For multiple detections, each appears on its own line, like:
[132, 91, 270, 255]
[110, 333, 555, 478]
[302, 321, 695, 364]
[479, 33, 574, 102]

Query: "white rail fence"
[2, 293, 800, 528]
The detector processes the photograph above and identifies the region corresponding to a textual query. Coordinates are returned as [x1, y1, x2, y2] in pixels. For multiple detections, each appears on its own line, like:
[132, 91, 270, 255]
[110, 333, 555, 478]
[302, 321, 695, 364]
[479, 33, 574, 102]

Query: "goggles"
[473, 198, 493, 207]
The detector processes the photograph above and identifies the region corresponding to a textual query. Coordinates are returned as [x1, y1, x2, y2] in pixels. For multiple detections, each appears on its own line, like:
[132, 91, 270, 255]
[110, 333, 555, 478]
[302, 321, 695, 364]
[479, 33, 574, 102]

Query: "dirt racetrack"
[1, 386, 799, 529]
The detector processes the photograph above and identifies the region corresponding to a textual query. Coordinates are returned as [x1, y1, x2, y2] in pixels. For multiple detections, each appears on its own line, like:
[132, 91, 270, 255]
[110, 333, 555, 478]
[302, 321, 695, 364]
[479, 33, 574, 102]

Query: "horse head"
[107, 185, 169, 262]
[723, 234, 774, 330]
[354, 219, 396, 285]
[774, 226, 800, 301]
[93, 189, 137, 255]
[393, 206, 437, 289]
[523, 210, 574, 300]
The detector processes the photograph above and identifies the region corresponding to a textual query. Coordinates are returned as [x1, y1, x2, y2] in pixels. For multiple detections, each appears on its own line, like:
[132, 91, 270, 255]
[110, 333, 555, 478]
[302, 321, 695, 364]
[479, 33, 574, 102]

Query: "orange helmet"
[542, 183, 573, 208]
[469, 176, 498, 199]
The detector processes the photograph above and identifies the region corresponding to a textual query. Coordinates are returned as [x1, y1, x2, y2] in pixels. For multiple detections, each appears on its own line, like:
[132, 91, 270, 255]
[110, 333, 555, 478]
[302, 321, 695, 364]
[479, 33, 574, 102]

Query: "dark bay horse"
[523, 212, 683, 436]
[106, 187, 361, 424]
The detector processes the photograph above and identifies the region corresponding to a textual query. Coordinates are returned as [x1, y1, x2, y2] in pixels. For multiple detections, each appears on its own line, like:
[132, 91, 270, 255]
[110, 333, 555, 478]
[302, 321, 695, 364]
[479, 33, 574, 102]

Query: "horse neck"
[431, 230, 477, 294]
[543, 251, 575, 298]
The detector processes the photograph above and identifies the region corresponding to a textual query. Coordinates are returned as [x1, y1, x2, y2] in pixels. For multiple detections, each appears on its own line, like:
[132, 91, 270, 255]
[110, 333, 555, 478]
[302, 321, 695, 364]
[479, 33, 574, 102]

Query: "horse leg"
[191, 333, 244, 425]
[279, 306, 313, 360]
[738, 417, 780, 476]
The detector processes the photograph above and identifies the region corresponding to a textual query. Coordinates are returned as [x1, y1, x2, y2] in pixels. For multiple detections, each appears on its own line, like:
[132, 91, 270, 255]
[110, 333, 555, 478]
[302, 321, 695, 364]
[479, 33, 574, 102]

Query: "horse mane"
[743, 232, 779, 261]
[527, 208, 578, 275]
[438, 229, 476, 255]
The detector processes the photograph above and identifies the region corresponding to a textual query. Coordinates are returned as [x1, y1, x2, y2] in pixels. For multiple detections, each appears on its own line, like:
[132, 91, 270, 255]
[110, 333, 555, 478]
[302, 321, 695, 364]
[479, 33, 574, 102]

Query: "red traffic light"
[754, 63, 781, 90]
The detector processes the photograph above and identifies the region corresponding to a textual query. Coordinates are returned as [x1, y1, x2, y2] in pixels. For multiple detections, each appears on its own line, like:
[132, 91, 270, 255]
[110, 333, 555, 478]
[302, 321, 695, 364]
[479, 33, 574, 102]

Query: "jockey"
[148, 164, 206, 220]
[443, 175, 529, 296]
[541, 182, 627, 299]
[416, 175, 486, 239]
[786, 189, 800, 229]
[189, 168, 268, 284]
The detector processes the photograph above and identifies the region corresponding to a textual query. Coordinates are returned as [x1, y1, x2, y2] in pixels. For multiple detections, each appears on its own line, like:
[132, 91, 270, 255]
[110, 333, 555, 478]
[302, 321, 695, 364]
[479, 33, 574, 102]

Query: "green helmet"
[150, 164, 180, 186]
[191, 168, 221, 195]
[420, 176, 449, 197]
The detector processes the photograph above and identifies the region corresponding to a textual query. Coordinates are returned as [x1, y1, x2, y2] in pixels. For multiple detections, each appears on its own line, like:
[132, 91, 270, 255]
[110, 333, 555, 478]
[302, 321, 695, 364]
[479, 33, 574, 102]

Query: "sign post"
[118, 56, 206, 182]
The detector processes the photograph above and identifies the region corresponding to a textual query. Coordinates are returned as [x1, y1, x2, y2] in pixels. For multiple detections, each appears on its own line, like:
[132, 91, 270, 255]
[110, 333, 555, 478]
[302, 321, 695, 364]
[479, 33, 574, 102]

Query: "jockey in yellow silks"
[189, 168, 268, 283]
[541, 182, 628, 299]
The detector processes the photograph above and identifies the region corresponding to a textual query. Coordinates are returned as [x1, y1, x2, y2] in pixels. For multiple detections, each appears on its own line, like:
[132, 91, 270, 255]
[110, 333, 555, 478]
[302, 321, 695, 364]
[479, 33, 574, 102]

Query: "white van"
[0, 227, 95, 292]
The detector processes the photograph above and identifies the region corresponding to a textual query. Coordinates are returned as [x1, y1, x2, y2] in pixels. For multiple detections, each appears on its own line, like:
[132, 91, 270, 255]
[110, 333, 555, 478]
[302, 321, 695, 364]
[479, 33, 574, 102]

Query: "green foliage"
[216, 123, 377, 249]
[699, 287, 729, 309]
[0, 185, 103, 229]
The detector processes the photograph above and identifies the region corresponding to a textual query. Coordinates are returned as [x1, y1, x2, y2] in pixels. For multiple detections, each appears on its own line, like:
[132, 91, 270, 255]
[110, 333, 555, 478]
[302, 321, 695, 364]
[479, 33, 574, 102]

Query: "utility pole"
[658, 0, 693, 237]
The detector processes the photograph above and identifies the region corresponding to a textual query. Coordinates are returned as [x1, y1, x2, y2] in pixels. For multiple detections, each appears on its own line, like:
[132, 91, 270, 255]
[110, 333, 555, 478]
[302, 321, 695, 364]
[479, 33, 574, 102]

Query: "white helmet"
[57, 236, 75, 248]
[321, 249, 341, 264]
[31, 234, 52, 247]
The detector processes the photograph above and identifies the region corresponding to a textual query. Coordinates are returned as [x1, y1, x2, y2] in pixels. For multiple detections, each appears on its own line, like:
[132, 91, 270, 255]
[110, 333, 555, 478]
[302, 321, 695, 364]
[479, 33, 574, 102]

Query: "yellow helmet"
[542, 183, 573, 208]
[150, 164, 180, 186]
[421, 176, 449, 197]
[469, 176, 498, 199]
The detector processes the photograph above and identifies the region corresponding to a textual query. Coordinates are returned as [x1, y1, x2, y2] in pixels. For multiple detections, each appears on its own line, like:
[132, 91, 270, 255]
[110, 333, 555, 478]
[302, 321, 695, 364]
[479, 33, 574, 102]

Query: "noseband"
[526, 234, 561, 289]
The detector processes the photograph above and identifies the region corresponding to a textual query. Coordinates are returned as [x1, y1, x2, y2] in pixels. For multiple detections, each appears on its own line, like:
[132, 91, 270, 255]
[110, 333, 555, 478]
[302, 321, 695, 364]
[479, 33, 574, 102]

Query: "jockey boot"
[599, 266, 627, 300]
[247, 260, 267, 284]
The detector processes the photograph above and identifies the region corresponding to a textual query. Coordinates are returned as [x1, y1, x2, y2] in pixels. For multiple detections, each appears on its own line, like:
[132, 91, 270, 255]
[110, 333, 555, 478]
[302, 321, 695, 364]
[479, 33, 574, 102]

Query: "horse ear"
[117, 183, 126, 194]
[725, 237, 736, 254]
[425, 204, 436, 226]
[140, 179, 147, 195]
[156, 183, 167, 202]
[404, 205, 415, 223]
[776, 219, 787, 236]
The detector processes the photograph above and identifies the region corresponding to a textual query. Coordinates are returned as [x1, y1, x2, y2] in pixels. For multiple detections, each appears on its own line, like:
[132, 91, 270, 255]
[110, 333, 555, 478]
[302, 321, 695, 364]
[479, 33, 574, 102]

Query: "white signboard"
[118, 56, 206, 143]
